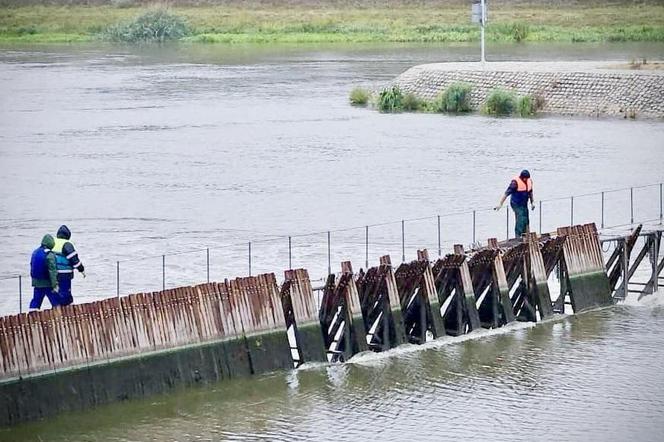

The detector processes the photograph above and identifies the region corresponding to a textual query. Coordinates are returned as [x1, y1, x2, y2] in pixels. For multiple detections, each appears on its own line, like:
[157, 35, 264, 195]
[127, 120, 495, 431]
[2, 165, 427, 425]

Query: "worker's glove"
[531, 203, 536, 211]
[53, 285, 59, 294]
[81, 271, 87, 279]
[493, 205, 502, 211]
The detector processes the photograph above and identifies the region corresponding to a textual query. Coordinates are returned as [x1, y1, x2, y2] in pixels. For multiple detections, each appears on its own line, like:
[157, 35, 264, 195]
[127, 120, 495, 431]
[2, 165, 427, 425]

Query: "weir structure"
[0, 222, 662, 426]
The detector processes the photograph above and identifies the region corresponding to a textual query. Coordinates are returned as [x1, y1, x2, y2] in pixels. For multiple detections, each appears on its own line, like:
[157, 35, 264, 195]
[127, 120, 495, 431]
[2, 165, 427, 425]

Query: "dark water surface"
[3, 304, 664, 441]
[0, 41, 663, 307]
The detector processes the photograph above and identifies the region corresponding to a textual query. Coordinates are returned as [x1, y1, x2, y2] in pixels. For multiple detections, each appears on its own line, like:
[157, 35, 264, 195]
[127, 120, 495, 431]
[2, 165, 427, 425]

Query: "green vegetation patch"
[349, 87, 370, 106]
[103, 8, 190, 43]
[434, 82, 473, 113]
[0, 4, 663, 44]
[484, 88, 517, 116]
[377, 86, 404, 113]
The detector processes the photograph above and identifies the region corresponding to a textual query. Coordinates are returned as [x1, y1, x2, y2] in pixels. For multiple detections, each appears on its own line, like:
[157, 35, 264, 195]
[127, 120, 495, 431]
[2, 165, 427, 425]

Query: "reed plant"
[377, 86, 404, 113]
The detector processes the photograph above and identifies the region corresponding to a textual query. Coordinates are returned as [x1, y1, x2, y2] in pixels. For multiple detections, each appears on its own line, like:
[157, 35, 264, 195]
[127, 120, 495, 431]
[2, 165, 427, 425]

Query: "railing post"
[18, 275, 22, 314]
[538, 200, 542, 234]
[206, 248, 210, 283]
[601, 191, 605, 229]
[401, 219, 405, 263]
[630, 187, 634, 225]
[437, 215, 441, 257]
[660, 183, 663, 224]
[570, 196, 574, 226]
[365, 225, 369, 269]
[162, 254, 165, 291]
[472, 210, 476, 244]
[327, 231, 331, 275]
[248, 242, 252, 276]
[288, 236, 292, 270]
[621, 237, 629, 299]
[116, 261, 120, 298]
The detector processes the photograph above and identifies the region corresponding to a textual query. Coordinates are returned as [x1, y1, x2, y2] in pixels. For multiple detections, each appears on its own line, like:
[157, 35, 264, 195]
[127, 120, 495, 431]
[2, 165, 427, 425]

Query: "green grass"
[349, 87, 370, 106]
[0, 4, 663, 44]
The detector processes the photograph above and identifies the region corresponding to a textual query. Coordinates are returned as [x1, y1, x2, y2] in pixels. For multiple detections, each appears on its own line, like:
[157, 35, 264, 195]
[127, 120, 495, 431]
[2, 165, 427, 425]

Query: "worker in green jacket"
[29, 234, 60, 309]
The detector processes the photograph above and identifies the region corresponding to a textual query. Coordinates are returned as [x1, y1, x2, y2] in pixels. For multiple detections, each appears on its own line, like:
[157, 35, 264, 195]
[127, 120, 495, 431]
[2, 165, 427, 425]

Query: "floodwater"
[3, 301, 664, 441]
[1, 41, 664, 439]
[1, 42, 664, 313]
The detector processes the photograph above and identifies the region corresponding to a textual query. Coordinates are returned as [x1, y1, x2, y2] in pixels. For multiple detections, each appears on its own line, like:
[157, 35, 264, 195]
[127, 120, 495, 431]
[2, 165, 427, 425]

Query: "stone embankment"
[394, 62, 664, 119]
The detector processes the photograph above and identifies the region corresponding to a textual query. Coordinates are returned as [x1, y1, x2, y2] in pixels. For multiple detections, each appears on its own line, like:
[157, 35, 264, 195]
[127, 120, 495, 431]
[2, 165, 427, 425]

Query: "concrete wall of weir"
[394, 62, 664, 119]
[0, 223, 616, 426]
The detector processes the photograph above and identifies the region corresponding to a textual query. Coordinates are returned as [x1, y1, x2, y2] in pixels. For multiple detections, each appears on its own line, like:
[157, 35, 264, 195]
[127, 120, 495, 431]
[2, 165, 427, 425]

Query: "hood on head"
[57, 225, 71, 240]
[41, 234, 55, 249]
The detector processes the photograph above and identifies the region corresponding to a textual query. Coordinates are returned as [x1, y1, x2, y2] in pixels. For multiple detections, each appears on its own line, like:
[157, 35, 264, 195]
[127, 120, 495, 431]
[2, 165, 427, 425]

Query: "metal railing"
[1, 182, 662, 315]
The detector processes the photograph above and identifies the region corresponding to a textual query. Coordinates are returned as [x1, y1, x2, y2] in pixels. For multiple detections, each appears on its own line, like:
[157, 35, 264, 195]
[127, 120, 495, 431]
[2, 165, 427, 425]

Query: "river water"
[3, 302, 664, 441]
[1, 42, 663, 313]
[1, 41, 664, 439]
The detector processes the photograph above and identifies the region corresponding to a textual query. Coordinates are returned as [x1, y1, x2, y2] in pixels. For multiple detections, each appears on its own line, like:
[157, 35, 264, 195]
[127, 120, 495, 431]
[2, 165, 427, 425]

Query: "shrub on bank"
[104, 8, 190, 43]
[349, 87, 370, 106]
[434, 82, 473, 113]
[402, 93, 423, 111]
[517, 95, 535, 117]
[377, 86, 404, 113]
[484, 88, 516, 116]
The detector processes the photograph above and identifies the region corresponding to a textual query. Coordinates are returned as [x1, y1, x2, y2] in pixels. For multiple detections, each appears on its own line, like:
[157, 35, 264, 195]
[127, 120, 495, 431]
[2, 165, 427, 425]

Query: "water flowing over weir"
[0, 222, 662, 426]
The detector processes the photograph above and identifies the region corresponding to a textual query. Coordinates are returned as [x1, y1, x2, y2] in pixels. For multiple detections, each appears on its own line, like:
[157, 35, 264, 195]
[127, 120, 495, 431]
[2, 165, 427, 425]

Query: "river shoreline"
[1, 3, 663, 44]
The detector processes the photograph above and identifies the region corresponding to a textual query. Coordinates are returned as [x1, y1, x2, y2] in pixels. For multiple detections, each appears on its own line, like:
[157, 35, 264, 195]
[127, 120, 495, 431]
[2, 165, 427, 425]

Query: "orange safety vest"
[513, 176, 533, 192]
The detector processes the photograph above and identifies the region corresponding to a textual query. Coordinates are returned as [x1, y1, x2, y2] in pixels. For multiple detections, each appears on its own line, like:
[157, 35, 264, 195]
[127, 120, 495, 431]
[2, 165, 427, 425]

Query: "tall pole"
[506, 206, 509, 239]
[472, 210, 476, 244]
[481, 0, 486, 63]
[570, 196, 574, 226]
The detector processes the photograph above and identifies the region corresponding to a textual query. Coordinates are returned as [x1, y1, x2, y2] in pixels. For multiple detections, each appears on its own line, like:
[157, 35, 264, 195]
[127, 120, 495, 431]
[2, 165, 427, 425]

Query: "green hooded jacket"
[31, 234, 58, 289]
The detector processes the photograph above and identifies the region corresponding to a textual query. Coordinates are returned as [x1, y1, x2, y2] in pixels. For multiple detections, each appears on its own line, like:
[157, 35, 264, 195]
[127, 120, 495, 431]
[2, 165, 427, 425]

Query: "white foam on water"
[617, 291, 664, 307]
[347, 314, 569, 367]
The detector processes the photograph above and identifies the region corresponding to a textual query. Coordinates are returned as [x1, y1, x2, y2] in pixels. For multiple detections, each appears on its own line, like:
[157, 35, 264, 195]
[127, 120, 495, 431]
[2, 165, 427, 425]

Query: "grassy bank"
[0, 4, 663, 44]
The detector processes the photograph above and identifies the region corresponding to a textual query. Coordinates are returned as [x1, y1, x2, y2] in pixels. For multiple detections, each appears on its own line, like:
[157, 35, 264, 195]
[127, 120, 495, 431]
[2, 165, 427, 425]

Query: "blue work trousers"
[57, 275, 74, 306]
[29, 287, 60, 309]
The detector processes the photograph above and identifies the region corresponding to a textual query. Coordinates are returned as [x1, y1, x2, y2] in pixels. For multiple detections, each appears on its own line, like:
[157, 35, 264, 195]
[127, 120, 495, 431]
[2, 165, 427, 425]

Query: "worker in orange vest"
[494, 170, 535, 237]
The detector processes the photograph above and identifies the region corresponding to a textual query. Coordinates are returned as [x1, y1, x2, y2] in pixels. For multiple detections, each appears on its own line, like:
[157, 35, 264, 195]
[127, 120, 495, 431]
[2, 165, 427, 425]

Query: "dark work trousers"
[57, 275, 74, 306]
[30, 287, 60, 309]
[512, 203, 530, 238]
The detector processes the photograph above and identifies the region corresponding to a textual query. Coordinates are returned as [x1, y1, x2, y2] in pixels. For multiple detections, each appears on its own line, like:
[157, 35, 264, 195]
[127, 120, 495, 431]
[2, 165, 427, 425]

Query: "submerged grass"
[0, 4, 663, 44]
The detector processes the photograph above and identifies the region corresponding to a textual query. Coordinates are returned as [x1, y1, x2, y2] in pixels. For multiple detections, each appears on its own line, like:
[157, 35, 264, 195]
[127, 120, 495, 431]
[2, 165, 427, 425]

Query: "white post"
[481, 0, 486, 63]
